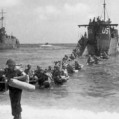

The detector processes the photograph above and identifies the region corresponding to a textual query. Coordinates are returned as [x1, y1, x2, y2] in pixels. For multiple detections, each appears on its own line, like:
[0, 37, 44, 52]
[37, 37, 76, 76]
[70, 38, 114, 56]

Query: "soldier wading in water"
[4, 59, 27, 119]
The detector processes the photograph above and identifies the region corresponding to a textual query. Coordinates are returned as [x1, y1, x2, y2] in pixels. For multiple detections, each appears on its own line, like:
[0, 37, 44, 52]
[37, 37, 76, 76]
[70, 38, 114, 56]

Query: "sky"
[0, 0, 118, 44]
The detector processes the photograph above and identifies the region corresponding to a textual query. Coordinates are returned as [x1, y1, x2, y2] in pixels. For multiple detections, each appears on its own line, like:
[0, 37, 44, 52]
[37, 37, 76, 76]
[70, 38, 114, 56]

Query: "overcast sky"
[0, 0, 118, 44]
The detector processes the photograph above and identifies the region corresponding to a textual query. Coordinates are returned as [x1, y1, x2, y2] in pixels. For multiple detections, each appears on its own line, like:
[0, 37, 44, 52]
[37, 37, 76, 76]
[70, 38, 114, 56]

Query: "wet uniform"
[4, 68, 24, 118]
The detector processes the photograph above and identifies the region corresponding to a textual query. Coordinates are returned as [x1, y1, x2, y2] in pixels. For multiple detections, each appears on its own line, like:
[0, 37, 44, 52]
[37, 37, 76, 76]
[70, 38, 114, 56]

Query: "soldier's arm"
[14, 69, 28, 81]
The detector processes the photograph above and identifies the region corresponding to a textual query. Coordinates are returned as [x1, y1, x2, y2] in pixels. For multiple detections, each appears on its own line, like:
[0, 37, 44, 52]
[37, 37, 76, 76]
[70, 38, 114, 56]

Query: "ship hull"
[84, 38, 119, 56]
[0, 44, 19, 50]
[0, 35, 20, 50]
[80, 26, 119, 56]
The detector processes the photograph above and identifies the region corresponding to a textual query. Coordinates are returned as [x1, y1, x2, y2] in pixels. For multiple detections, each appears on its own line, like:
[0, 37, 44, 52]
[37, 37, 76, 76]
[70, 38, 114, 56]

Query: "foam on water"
[0, 105, 119, 119]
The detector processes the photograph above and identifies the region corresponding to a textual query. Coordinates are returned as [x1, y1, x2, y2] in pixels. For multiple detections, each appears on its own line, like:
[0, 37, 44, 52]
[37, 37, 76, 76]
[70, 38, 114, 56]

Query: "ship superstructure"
[0, 10, 20, 50]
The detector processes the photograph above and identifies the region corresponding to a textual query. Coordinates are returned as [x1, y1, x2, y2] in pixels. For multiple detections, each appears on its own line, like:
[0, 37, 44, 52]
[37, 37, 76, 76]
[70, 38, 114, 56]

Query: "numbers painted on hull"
[88, 28, 110, 35]
[102, 28, 110, 34]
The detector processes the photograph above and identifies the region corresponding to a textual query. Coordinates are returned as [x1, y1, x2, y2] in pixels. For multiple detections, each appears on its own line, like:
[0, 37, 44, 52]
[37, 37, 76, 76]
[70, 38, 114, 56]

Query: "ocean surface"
[1, 43, 119, 119]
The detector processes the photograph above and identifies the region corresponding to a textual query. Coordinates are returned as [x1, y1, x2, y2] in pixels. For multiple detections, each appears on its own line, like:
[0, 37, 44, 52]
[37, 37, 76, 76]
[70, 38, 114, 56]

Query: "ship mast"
[78, 0, 118, 28]
[103, 0, 106, 21]
[0, 9, 6, 28]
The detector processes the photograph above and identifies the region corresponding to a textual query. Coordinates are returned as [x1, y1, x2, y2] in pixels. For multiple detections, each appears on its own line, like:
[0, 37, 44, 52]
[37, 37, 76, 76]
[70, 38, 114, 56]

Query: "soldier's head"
[6, 59, 16, 70]
[48, 66, 52, 70]
[27, 64, 31, 69]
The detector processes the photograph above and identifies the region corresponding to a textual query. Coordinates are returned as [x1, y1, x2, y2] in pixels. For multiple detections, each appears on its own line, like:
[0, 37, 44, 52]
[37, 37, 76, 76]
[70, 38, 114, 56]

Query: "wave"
[0, 105, 119, 119]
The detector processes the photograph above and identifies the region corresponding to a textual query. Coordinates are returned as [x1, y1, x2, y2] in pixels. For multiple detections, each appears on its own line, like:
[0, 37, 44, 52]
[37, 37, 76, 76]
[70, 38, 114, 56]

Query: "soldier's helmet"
[6, 59, 16, 66]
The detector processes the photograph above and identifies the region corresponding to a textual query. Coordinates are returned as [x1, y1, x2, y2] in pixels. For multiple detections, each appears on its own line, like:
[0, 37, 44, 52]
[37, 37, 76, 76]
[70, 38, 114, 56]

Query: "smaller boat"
[40, 43, 53, 47]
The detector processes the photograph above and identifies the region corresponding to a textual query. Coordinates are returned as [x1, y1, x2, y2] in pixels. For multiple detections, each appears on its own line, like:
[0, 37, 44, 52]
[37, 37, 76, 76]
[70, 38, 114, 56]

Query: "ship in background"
[75, 0, 118, 57]
[40, 42, 53, 47]
[0, 10, 20, 50]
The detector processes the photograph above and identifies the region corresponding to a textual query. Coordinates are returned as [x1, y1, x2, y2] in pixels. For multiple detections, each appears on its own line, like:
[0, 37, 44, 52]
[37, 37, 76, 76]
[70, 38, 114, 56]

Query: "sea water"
[0, 44, 119, 119]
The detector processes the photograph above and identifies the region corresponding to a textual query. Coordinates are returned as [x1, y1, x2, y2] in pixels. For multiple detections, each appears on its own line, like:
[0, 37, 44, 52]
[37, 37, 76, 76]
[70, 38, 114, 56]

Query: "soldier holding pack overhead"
[4, 59, 27, 119]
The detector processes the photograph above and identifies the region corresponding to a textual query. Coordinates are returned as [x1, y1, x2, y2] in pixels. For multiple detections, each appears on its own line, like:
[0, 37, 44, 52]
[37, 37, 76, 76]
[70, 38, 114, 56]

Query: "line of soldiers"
[24, 52, 83, 88]
[0, 50, 108, 90]
[0, 52, 83, 91]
